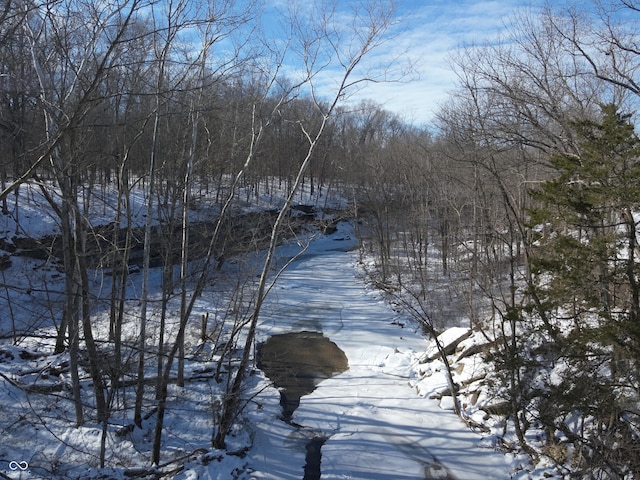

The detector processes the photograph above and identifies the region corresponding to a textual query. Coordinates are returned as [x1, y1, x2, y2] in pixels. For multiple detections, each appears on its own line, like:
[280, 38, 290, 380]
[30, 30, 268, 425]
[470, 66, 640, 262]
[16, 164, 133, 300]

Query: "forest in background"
[1, 0, 640, 477]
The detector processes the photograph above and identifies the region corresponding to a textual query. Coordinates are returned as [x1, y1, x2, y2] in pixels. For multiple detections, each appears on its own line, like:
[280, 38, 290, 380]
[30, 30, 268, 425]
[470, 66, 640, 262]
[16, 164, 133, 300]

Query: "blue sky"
[349, 0, 527, 126]
[255, 0, 547, 125]
[156, 0, 549, 126]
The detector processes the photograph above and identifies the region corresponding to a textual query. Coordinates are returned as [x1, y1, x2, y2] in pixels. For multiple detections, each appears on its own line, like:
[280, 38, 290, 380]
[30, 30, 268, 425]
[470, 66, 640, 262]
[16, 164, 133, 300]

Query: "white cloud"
[341, 0, 523, 125]
[264, 0, 525, 125]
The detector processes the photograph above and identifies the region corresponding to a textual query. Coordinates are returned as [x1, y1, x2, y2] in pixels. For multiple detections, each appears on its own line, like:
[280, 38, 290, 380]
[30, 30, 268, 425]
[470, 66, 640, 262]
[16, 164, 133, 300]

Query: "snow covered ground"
[237, 223, 526, 480]
[0, 183, 556, 479]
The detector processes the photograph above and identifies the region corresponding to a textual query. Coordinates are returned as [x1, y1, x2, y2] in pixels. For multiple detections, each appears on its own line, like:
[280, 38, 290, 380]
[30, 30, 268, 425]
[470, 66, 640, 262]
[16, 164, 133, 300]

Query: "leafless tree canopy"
[1, 0, 640, 477]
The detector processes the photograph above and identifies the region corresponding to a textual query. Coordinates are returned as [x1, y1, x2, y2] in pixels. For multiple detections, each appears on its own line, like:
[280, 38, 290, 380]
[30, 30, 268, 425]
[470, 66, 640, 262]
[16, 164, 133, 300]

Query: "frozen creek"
[258, 331, 348, 479]
[244, 223, 515, 479]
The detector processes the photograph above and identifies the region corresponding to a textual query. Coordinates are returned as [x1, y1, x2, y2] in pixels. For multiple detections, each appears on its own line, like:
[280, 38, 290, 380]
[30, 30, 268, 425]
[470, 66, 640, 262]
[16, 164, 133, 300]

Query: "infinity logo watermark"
[8, 461, 29, 471]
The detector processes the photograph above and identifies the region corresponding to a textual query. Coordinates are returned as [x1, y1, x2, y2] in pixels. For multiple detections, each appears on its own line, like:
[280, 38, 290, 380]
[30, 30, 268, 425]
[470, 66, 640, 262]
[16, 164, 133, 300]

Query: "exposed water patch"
[257, 331, 348, 421]
[257, 331, 348, 478]
[303, 435, 328, 480]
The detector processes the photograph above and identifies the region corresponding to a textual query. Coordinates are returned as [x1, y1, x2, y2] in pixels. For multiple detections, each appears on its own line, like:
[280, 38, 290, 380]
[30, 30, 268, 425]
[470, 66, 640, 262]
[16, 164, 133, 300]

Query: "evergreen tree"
[526, 104, 640, 476]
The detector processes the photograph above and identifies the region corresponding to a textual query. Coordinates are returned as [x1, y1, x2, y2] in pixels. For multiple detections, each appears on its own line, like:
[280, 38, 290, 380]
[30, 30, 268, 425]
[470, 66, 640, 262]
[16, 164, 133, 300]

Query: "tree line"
[2, 0, 640, 476]
[353, 2, 640, 477]
[0, 0, 404, 471]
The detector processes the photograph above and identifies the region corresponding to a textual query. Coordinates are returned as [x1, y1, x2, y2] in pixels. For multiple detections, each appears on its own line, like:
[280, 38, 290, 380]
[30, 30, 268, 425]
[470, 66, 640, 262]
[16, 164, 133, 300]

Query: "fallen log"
[456, 340, 498, 362]
[420, 328, 472, 363]
[123, 448, 208, 478]
[480, 401, 511, 416]
[116, 407, 158, 437]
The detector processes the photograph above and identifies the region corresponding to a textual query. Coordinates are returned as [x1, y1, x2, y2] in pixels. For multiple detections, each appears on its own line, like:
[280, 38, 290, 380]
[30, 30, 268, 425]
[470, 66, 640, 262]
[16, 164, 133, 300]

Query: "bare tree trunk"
[61, 194, 84, 426]
[110, 161, 135, 376]
[213, 1, 398, 448]
[134, 106, 158, 427]
[152, 101, 270, 464]
[177, 89, 202, 387]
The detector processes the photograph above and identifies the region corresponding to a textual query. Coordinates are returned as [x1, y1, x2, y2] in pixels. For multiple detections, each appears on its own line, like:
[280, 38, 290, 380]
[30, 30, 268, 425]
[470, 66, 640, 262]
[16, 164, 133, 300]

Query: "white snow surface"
[0, 183, 539, 479]
[242, 224, 517, 479]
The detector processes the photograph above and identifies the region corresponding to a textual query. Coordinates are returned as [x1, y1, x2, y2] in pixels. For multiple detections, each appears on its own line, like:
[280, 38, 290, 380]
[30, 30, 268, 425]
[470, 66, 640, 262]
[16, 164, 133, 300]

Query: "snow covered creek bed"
[244, 224, 517, 480]
[0, 220, 532, 479]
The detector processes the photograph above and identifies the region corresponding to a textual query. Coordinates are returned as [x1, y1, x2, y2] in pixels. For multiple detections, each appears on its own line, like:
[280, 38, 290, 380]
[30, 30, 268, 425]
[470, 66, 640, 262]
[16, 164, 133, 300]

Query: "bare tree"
[427, 2, 640, 470]
[141, 0, 261, 464]
[547, 1, 640, 100]
[212, 0, 401, 449]
[17, 0, 147, 426]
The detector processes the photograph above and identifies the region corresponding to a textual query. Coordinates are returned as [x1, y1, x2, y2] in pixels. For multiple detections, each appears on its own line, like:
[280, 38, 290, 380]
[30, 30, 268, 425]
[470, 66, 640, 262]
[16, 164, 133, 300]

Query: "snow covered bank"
[0, 201, 551, 478]
[243, 223, 522, 479]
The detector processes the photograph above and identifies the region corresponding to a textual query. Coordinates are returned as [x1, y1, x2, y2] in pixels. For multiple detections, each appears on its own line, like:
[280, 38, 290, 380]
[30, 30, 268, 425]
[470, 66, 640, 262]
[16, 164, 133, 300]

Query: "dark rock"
[0, 253, 11, 270]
